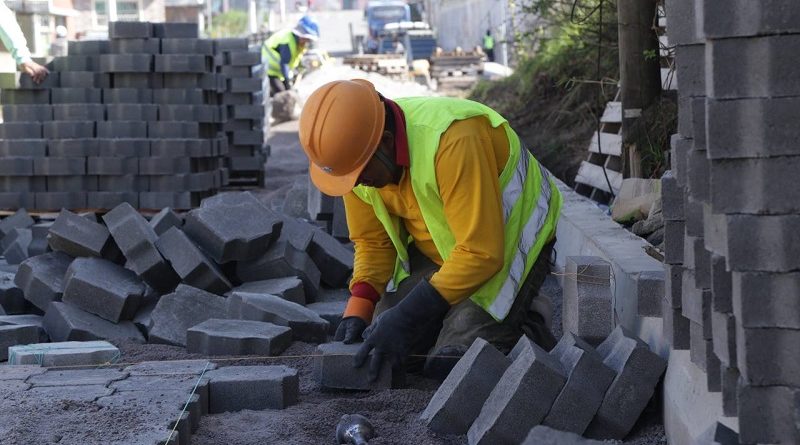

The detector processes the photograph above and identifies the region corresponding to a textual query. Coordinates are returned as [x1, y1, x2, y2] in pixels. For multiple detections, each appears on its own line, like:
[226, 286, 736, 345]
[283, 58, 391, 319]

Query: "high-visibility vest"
[352, 97, 562, 321]
[483, 34, 495, 50]
[262, 29, 302, 80]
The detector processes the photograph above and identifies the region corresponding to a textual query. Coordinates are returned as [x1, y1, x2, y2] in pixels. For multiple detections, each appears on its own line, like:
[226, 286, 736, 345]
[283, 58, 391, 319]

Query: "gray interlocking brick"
[0, 88, 49, 104]
[315, 342, 396, 390]
[725, 214, 800, 272]
[1, 104, 52, 121]
[150, 138, 214, 157]
[149, 207, 183, 236]
[0, 122, 42, 139]
[59, 71, 100, 88]
[46, 138, 97, 157]
[99, 54, 153, 73]
[421, 338, 511, 434]
[112, 72, 160, 89]
[229, 277, 305, 305]
[152, 23, 198, 38]
[220, 92, 253, 105]
[42, 301, 143, 342]
[712, 310, 736, 367]
[51, 103, 104, 121]
[664, 220, 684, 265]
[139, 192, 195, 210]
[62, 257, 145, 322]
[523, 425, 609, 445]
[139, 157, 192, 174]
[158, 104, 220, 123]
[152, 88, 204, 105]
[87, 192, 139, 210]
[8, 340, 120, 367]
[42, 121, 94, 139]
[149, 284, 229, 346]
[0, 157, 33, 176]
[708, 35, 800, 99]
[228, 155, 265, 171]
[306, 301, 346, 334]
[0, 271, 27, 314]
[96, 138, 150, 157]
[308, 229, 353, 288]
[87, 157, 139, 175]
[637, 270, 664, 317]
[148, 121, 199, 138]
[468, 338, 566, 445]
[711, 156, 800, 215]
[155, 227, 231, 295]
[187, 318, 291, 356]
[213, 38, 248, 52]
[236, 241, 321, 302]
[562, 256, 613, 345]
[219, 65, 251, 77]
[0, 208, 33, 238]
[109, 21, 152, 38]
[543, 333, 615, 434]
[737, 384, 799, 444]
[691, 421, 740, 445]
[232, 130, 264, 146]
[662, 296, 690, 350]
[721, 365, 739, 418]
[110, 38, 160, 54]
[707, 96, 800, 159]
[585, 326, 668, 439]
[105, 103, 159, 121]
[50, 87, 102, 104]
[102, 88, 153, 103]
[736, 326, 800, 387]
[702, 0, 800, 39]
[96, 121, 147, 138]
[47, 209, 121, 259]
[206, 365, 298, 413]
[97, 175, 148, 192]
[225, 51, 260, 66]
[154, 54, 209, 73]
[665, 0, 702, 46]
[34, 192, 88, 210]
[674, 44, 705, 98]
[227, 291, 328, 342]
[183, 192, 282, 263]
[160, 38, 213, 54]
[67, 40, 110, 55]
[227, 77, 261, 93]
[33, 156, 86, 176]
[732, 271, 800, 330]
[229, 104, 265, 120]
[2, 228, 32, 264]
[0, 192, 34, 209]
[103, 202, 180, 292]
[0, 324, 41, 360]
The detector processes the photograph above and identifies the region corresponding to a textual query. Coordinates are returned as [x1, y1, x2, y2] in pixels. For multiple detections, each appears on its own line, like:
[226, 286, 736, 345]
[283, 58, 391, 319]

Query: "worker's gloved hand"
[334, 316, 367, 344]
[354, 279, 450, 381]
[283, 79, 292, 90]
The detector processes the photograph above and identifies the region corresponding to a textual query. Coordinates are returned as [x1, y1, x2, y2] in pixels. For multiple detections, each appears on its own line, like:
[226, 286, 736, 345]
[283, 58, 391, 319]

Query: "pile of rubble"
[0, 192, 352, 364]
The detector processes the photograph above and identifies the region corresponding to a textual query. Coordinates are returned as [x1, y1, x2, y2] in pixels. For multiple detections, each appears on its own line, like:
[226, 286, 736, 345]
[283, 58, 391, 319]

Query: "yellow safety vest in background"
[262, 29, 301, 80]
[483, 35, 495, 50]
[353, 97, 562, 321]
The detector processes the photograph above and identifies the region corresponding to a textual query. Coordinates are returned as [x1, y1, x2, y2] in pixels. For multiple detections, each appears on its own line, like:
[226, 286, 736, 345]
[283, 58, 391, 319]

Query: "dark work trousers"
[374, 239, 556, 357]
[268, 75, 287, 97]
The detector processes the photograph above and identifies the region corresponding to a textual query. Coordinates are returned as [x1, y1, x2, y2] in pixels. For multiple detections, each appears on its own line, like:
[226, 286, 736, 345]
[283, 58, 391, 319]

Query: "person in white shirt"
[0, 0, 49, 83]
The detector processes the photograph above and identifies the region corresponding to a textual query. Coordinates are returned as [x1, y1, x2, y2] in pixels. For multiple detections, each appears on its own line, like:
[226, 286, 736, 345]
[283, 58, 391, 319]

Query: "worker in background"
[0, 0, 49, 83]
[299, 80, 562, 382]
[262, 15, 319, 97]
[483, 29, 495, 62]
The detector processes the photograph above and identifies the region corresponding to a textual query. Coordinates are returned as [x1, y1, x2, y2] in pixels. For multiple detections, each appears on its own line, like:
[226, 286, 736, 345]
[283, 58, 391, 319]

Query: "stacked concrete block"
[562, 256, 613, 345]
[47, 209, 121, 259]
[314, 342, 397, 390]
[213, 38, 265, 188]
[0, 21, 232, 211]
[236, 240, 321, 302]
[468, 338, 566, 445]
[205, 365, 298, 413]
[584, 326, 667, 439]
[187, 318, 292, 356]
[420, 338, 512, 434]
[0, 323, 41, 360]
[229, 276, 306, 305]
[15, 251, 73, 311]
[665, 2, 800, 442]
[0, 271, 28, 314]
[42, 301, 144, 343]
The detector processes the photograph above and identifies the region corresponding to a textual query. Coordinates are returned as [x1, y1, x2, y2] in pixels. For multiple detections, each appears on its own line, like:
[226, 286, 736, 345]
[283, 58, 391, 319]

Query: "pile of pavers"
[307, 178, 349, 240]
[0, 192, 352, 366]
[665, 1, 800, 443]
[420, 328, 667, 444]
[214, 39, 266, 188]
[0, 21, 265, 211]
[0, 360, 298, 444]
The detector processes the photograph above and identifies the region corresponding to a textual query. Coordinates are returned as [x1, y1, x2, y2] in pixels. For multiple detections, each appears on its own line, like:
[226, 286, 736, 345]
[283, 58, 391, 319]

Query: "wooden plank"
[588, 132, 623, 156]
[600, 101, 622, 124]
[574, 161, 623, 194]
[662, 67, 677, 90]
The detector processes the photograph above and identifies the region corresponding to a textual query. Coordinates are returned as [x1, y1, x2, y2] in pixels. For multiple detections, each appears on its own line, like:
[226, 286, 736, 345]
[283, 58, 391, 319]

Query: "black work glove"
[335, 316, 367, 344]
[354, 279, 451, 381]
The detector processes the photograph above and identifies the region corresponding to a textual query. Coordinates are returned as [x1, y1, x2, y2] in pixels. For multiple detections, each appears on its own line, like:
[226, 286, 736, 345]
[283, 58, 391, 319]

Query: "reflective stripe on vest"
[261, 29, 300, 80]
[353, 97, 562, 321]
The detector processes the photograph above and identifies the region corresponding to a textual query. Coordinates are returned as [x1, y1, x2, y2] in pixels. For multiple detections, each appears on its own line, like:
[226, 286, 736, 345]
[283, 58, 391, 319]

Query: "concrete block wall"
[666, 1, 800, 443]
[213, 39, 265, 188]
[0, 23, 262, 211]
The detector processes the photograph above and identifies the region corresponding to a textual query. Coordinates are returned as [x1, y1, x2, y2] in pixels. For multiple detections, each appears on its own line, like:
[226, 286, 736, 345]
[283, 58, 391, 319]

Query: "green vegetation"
[208, 11, 249, 38]
[471, 0, 620, 184]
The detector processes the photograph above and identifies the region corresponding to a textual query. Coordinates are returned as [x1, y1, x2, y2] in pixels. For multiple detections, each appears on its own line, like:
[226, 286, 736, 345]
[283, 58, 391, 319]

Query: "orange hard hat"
[299, 79, 385, 196]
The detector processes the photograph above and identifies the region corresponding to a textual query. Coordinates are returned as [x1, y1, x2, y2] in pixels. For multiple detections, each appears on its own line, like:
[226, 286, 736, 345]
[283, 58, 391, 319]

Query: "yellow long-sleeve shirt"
[344, 115, 511, 305]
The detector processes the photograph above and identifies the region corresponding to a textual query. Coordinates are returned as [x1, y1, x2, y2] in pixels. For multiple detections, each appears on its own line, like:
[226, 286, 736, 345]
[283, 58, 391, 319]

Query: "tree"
[208, 11, 249, 38]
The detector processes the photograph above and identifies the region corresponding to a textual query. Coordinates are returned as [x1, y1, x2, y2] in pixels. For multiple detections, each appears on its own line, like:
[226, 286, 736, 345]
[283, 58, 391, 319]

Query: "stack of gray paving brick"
[307, 178, 349, 240]
[0, 21, 228, 211]
[213, 38, 265, 188]
[422, 329, 665, 442]
[666, 1, 800, 443]
[1, 193, 352, 370]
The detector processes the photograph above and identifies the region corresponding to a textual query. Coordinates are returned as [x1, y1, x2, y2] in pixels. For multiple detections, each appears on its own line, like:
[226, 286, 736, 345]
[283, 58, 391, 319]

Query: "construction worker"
[262, 15, 319, 97]
[0, 0, 49, 83]
[483, 29, 495, 62]
[298, 80, 562, 381]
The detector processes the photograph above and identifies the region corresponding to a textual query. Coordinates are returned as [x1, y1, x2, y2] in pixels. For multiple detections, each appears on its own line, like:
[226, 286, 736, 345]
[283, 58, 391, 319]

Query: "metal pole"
[279, 0, 285, 25]
[249, 0, 257, 33]
[108, 0, 118, 22]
